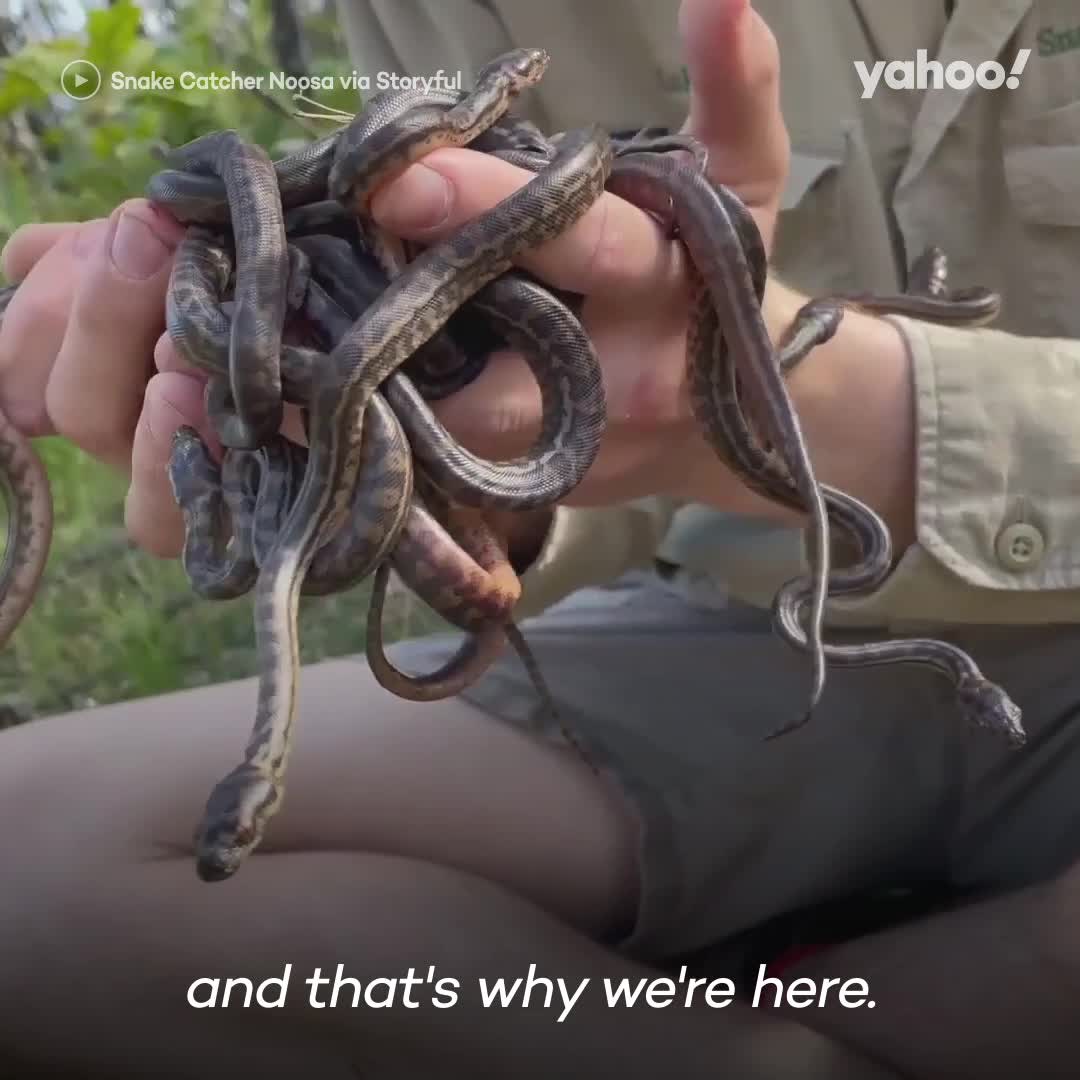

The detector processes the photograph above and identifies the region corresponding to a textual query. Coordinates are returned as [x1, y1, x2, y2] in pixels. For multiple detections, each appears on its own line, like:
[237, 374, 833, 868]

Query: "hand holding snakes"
[0, 48, 1027, 885]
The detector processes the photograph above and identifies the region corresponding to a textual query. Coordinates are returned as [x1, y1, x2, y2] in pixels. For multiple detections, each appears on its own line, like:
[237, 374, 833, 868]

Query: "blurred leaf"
[0, 65, 49, 112]
[85, 1, 143, 73]
[0, 39, 82, 113]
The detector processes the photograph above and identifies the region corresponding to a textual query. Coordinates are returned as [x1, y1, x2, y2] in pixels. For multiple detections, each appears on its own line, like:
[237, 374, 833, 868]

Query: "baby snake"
[606, 147, 833, 721]
[0, 286, 52, 653]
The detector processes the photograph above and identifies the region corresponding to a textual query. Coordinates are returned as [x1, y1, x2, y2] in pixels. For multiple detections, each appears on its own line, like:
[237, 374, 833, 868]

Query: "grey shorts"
[389, 571, 1080, 961]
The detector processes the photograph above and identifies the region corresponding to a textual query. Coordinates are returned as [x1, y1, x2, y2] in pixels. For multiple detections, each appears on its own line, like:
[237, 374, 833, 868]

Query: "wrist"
[676, 279, 811, 516]
[680, 276, 917, 551]
[766, 278, 917, 550]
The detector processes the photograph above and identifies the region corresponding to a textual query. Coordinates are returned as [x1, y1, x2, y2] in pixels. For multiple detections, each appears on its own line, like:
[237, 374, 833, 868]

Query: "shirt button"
[994, 522, 1045, 571]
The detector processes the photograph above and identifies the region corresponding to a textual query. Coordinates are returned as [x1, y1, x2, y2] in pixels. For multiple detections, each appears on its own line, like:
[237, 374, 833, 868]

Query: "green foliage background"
[0, 0, 428, 718]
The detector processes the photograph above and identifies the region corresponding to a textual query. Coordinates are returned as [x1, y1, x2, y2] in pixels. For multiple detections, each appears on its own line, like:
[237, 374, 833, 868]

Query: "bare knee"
[0, 664, 641, 938]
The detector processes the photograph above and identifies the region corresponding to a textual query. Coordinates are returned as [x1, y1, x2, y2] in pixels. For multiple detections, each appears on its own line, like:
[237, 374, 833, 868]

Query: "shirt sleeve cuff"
[829, 314, 1080, 626]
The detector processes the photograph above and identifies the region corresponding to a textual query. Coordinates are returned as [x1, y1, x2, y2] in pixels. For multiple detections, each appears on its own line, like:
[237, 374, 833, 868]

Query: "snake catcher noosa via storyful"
[0, 46, 1024, 882]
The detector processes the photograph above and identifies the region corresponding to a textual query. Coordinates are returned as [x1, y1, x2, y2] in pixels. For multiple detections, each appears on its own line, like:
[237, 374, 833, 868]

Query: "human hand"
[132, 0, 791, 560]
[0, 199, 198, 554]
[365, 0, 792, 517]
[0, 0, 808, 566]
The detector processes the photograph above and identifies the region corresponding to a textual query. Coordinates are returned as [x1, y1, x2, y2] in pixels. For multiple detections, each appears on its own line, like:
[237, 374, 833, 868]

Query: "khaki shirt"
[338, 0, 1080, 628]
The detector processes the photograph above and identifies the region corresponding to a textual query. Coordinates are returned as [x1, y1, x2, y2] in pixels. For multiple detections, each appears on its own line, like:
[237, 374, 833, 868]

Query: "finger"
[0, 219, 112, 435]
[679, 0, 788, 208]
[2, 222, 77, 283]
[369, 148, 682, 304]
[126, 371, 213, 558]
[155, 332, 308, 453]
[154, 328, 203, 378]
[47, 199, 186, 470]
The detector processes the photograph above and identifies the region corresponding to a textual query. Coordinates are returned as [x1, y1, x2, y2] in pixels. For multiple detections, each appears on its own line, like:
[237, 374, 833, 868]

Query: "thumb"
[679, 0, 789, 225]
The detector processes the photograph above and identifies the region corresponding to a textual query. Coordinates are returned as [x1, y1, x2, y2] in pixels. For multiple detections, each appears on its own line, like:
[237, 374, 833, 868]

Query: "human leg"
[11, 568, 1076, 1076]
[0, 654, 896, 1079]
[402, 576, 1080, 1077]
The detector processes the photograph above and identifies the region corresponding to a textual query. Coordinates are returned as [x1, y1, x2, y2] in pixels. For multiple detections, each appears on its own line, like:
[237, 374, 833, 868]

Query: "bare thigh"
[1, 656, 639, 939]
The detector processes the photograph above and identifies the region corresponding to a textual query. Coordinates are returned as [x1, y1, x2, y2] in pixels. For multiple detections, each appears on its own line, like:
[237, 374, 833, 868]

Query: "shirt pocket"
[772, 122, 848, 294]
[782, 147, 844, 211]
[1001, 98, 1080, 335]
[1003, 98, 1080, 223]
[773, 117, 902, 298]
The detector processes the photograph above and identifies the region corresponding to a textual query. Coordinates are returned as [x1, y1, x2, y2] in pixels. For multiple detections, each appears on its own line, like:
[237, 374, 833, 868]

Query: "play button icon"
[60, 60, 102, 101]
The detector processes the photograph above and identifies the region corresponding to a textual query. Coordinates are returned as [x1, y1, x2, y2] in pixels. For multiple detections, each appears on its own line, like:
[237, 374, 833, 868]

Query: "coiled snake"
[0, 289, 51, 653]
[0, 47, 1027, 882]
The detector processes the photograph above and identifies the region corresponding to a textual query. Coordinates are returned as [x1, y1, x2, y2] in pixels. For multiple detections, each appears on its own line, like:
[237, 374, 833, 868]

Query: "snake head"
[167, 427, 218, 506]
[957, 676, 1026, 748]
[477, 47, 550, 92]
[194, 766, 280, 882]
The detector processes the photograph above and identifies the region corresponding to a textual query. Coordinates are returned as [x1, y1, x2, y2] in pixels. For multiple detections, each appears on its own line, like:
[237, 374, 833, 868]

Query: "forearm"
[682, 278, 917, 551]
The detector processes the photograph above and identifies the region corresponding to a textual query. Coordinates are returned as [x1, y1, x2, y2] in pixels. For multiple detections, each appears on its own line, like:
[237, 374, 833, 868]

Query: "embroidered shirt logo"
[1038, 25, 1080, 56]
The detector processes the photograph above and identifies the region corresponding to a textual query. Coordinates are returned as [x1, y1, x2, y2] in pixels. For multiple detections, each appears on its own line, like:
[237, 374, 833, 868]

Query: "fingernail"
[110, 208, 172, 279]
[370, 164, 451, 233]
